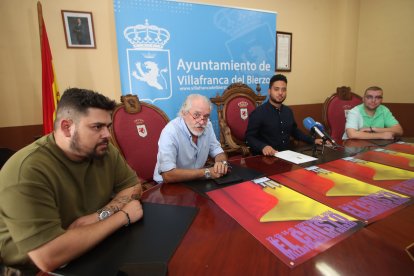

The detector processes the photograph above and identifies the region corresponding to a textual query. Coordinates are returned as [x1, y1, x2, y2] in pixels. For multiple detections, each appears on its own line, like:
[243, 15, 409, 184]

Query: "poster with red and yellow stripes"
[208, 179, 363, 268]
[272, 160, 412, 224]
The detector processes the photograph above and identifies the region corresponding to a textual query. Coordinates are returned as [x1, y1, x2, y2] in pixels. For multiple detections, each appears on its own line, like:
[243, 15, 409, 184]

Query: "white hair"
[178, 94, 212, 117]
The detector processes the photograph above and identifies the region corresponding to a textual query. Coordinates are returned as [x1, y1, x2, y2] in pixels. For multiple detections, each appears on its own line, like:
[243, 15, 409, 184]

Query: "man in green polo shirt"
[343, 86, 403, 140]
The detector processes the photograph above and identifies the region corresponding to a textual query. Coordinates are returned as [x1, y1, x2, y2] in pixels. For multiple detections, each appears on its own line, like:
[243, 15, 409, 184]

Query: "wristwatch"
[204, 168, 211, 179]
[97, 208, 113, 221]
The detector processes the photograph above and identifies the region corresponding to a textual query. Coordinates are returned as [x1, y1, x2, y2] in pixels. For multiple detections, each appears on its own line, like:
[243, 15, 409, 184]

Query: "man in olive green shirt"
[0, 88, 143, 273]
[343, 86, 403, 140]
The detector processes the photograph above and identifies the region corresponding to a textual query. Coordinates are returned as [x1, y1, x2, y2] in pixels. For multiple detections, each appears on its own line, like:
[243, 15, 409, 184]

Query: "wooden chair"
[323, 86, 362, 142]
[211, 83, 266, 157]
[111, 94, 169, 191]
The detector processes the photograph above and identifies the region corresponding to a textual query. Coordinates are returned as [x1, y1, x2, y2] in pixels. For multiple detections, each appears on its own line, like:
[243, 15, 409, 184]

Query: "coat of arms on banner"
[238, 101, 249, 120]
[124, 19, 172, 103]
[135, 119, 148, 138]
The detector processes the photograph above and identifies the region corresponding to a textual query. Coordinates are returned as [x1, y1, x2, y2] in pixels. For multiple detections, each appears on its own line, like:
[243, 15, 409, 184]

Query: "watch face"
[99, 210, 111, 220]
[205, 169, 211, 179]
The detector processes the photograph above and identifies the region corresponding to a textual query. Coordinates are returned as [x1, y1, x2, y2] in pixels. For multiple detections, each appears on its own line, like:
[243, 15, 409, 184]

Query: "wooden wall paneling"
[0, 125, 43, 151]
[0, 103, 411, 151]
[383, 103, 414, 137]
[290, 103, 324, 133]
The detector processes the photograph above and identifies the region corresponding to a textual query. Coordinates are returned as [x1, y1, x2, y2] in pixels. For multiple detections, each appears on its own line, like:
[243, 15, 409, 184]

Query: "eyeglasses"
[188, 111, 210, 123]
[365, 95, 383, 101]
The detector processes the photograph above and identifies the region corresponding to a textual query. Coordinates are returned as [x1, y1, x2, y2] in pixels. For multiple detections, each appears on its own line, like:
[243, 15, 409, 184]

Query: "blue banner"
[114, 0, 276, 131]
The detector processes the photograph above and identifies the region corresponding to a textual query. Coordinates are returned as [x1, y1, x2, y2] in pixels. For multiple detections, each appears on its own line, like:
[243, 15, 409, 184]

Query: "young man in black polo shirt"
[245, 74, 323, 156]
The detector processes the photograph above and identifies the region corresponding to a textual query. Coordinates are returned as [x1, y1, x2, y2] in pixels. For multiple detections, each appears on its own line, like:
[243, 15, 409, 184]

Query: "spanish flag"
[38, 1, 60, 134]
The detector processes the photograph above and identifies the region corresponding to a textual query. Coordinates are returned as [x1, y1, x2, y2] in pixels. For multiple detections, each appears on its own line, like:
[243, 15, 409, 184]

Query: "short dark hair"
[54, 88, 116, 129]
[364, 86, 383, 95]
[269, 74, 287, 89]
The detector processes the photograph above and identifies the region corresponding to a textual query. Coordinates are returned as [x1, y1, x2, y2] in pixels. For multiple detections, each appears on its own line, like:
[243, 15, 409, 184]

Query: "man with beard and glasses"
[153, 94, 228, 183]
[245, 74, 324, 156]
[343, 86, 403, 140]
[0, 88, 143, 273]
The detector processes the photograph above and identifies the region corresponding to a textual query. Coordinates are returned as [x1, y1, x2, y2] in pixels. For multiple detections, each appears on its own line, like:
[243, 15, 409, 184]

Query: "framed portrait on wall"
[276, 31, 292, 72]
[61, 10, 96, 49]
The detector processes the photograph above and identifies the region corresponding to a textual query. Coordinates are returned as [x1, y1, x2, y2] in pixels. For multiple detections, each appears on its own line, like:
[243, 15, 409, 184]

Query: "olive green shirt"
[0, 134, 137, 265]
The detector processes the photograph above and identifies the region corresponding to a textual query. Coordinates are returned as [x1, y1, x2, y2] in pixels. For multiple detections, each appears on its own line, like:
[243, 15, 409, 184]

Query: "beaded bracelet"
[119, 210, 131, 227]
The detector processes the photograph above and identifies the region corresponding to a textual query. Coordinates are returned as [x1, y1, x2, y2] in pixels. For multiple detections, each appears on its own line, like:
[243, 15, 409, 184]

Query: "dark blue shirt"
[245, 101, 314, 155]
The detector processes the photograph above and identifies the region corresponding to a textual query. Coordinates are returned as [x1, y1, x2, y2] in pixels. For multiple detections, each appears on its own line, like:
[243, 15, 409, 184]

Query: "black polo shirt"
[245, 101, 314, 155]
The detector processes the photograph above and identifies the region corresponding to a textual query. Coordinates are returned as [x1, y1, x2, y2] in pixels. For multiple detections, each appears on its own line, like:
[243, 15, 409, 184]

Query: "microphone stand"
[311, 133, 328, 157]
[311, 132, 318, 157]
[320, 137, 328, 155]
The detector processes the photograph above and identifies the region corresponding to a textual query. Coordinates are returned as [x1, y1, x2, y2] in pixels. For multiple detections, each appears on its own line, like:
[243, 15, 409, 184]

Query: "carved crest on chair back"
[336, 86, 353, 101]
[121, 94, 142, 113]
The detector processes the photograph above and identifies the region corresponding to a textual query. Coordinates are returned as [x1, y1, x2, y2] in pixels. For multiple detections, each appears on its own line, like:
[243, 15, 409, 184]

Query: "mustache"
[97, 139, 109, 146]
[194, 123, 206, 128]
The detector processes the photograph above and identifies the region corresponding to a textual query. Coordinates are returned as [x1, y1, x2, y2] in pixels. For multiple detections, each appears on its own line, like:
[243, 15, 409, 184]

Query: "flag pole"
[37, 1, 60, 134]
[37, 1, 43, 45]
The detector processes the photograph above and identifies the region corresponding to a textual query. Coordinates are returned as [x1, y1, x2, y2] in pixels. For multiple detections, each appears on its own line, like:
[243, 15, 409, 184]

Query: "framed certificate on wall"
[276, 31, 292, 72]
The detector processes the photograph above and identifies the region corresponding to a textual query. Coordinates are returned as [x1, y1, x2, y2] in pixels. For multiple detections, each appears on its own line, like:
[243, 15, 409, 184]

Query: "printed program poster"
[386, 141, 414, 155]
[207, 178, 363, 268]
[356, 148, 414, 172]
[322, 157, 414, 198]
[271, 164, 412, 224]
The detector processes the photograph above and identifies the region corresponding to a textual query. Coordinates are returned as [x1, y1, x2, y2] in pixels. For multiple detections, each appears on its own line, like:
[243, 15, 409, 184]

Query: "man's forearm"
[161, 168, 205, 183]
[28, 211, 130, 272]
[214, 152, 227, 162]
[103, 184, 142, 212]
[68, 184, 143, 229]
[346, 129, 392, 139]
[372, 124, 403, 136]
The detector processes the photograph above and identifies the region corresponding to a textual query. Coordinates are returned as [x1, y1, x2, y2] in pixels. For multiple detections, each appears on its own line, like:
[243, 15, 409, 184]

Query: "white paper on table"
[274, 150, 317, 164]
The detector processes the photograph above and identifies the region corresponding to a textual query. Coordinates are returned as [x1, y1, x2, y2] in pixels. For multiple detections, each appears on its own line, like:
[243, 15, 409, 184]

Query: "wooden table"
[141, 140, 414, 275]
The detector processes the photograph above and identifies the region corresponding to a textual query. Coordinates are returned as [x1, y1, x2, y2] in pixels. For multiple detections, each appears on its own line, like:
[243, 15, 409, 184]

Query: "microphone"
[314, 122, 340, 147]
[303, 117, 338, 146]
